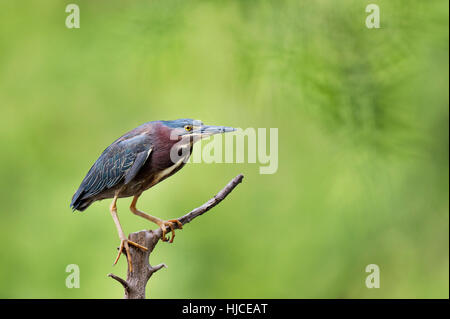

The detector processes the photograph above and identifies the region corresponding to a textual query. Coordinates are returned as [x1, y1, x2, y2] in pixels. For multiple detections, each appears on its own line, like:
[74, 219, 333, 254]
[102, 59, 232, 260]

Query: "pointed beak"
[190, 125, 236, 138]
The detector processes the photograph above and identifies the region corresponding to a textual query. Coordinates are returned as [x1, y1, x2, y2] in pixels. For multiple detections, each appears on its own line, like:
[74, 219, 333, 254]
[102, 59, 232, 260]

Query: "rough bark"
[108, 173, 244, 299]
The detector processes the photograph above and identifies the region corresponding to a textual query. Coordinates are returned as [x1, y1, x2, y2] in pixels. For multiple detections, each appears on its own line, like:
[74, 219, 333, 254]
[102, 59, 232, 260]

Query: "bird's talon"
[113, 240, 125, 265]
[168, 219, 183, 229]
[160, 224, 168, 242]
[128, 240, 148, 251]
[158, 220, 181, 243]
[113, 238, 147, 272]
[114, 239, 131, 271]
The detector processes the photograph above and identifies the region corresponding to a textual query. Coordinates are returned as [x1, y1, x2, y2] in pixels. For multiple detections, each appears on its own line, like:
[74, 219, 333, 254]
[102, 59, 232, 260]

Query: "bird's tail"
[70, 188, 93, 212]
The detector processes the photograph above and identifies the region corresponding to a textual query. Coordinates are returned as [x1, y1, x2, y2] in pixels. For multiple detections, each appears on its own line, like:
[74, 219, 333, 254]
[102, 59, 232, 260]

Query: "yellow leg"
[110, 195, 148, 272]
[130, 195, 183, 243]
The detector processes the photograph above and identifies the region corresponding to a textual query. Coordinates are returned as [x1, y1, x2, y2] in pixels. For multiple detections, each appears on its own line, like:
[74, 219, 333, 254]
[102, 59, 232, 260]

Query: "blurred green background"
[0, 0, 448, 298]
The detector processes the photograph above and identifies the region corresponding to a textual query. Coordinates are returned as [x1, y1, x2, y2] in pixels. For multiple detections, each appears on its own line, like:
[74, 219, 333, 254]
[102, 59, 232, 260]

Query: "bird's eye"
[184, 125, 193, 132]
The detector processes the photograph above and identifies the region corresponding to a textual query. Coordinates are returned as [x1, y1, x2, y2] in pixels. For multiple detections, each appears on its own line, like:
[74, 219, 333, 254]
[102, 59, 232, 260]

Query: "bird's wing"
[72, 133, 152, 206]
[124, 147, 152, 184]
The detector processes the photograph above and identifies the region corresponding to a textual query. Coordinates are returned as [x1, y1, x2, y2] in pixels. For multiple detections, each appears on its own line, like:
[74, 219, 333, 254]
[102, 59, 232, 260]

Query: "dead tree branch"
[108, 173, 244, 299]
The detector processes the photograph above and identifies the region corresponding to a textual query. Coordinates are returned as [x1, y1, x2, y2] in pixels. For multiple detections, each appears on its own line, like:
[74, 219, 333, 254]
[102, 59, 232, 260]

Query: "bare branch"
[108, 273, 129, 292]
[108, 174, 244, 298]
[149, 263, 168, 275]
[154, 173, 244, 238]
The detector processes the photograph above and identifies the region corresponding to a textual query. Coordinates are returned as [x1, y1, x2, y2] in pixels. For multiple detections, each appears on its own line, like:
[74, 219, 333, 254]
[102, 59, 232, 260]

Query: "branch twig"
[109, 174, 244, 298]
[108, 273, 129, 292]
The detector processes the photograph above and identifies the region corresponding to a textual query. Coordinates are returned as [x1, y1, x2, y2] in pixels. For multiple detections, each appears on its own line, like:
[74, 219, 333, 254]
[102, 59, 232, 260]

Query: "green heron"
[70, 119, 235, 271]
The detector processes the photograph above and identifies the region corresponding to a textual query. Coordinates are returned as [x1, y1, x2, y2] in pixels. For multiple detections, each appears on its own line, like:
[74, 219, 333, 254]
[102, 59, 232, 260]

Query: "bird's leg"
[130, 195, 183, 243]
[109, 195, 148, 272]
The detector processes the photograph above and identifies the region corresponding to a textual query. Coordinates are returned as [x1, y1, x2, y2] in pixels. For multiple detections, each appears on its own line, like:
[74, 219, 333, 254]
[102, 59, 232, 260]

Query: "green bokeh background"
[0, 0, 448, 298]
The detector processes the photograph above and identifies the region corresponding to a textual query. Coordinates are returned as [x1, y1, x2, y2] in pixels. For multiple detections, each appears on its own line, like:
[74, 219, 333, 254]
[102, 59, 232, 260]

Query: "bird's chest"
[139, 143, 192, 191]
[153, 156, 187, 184]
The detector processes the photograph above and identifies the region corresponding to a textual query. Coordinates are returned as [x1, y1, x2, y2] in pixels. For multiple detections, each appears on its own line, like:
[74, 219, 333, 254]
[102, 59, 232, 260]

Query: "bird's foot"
[157, 219, 183, 243]
[113, 238, 148, 272]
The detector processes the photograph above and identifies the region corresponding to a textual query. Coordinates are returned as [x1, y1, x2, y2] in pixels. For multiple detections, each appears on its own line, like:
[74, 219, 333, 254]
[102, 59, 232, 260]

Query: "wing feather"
[124, 148, 152, 185]
[70, 133, 152, 210]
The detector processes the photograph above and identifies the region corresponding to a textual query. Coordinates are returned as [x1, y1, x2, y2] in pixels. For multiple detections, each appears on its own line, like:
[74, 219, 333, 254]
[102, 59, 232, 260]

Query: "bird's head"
[161, 119, 236, 143]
